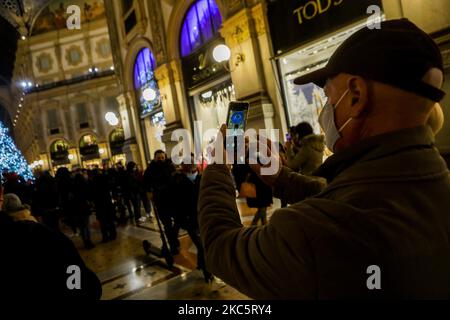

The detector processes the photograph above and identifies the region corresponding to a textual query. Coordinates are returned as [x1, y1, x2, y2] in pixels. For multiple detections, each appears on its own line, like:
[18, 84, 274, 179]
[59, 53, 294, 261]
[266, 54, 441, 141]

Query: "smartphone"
[225, 101, 249, 160]
[226, 101, 249, 134]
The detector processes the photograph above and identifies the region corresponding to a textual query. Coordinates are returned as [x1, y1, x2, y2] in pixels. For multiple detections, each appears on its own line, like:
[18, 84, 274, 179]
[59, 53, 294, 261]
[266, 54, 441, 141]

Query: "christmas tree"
[0, 121, 34, 181]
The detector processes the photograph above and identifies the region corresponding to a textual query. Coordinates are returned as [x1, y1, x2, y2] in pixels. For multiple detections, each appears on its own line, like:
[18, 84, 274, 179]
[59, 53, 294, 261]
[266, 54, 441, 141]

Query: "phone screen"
[225, 102, 249, 161]
[227, 101, 249, 135]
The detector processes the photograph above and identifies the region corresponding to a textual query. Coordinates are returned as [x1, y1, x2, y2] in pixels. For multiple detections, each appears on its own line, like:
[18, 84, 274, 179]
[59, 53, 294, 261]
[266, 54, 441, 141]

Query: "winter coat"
[0, 211, 102, 300]
[143, 160, 175, 210]
[90, 173, 114, 218]
[287, 134, 325, 175]
[198, 126, 450, 299]
[124, 169, 142, 195]
[72, 174, 92, 217]
[169, 171, 201, 230]
[32, 173, 59, 216]
[7, 208, 37, 223]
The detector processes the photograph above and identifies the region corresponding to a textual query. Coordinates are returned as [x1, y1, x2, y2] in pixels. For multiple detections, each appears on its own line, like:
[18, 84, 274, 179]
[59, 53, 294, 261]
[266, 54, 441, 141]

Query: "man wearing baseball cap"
[198, 19, 450, 299]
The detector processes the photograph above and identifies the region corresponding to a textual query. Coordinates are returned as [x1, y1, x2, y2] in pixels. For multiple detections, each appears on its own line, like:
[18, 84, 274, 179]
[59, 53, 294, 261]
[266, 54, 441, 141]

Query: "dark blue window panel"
[134, 47, 156, 89]
[180, 0, 223, 57]
[133, 48, 162, 118]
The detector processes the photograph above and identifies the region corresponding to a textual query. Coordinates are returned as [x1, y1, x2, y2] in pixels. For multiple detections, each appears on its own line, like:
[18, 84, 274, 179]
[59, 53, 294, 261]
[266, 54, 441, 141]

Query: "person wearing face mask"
[285, 122, 325, 175]
[167, 154, 213, 282]
[197, 19, 450, 299]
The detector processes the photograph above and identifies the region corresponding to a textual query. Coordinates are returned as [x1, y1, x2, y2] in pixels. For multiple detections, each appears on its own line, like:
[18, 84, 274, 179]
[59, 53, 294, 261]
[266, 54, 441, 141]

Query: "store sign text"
[293, 0, 344, 25]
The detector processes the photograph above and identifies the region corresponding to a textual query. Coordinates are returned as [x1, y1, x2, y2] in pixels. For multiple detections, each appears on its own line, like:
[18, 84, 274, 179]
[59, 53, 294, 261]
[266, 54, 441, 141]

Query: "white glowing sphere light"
[213, 44, 231, 63]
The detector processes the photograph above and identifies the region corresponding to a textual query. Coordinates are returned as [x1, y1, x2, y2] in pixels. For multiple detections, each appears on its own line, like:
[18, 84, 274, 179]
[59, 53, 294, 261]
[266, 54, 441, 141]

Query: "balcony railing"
[26, 70, 115, 94]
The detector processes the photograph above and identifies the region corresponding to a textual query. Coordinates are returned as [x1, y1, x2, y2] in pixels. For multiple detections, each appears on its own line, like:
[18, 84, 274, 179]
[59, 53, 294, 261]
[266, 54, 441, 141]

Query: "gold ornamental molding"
[154, 63, 172, 88]
[65, 45, 84, 67]
[154, 60, 183, 87]
[251, 3, 267, 37]
[170, 59, 183, 83]
[220, 5, 267, 48]
[95, 38, 112, 59]
[35, 52, 54, 74]
[220, 9, 251, 48]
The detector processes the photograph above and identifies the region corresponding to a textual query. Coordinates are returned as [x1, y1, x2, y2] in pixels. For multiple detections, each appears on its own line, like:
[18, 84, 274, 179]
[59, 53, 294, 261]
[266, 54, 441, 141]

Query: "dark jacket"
[232, 165, 273, 208]
[124, 169, 141, 195]
[73, 174, 91, 217]
[287, 134, 325, 175]
[0, 212, 102, 300]
[32, 173, 59, 216]
[90, 172, 114, 218]
[169, 171, 201, 230]
[198, 126, 450, 299]
[143, 160, 175, 209]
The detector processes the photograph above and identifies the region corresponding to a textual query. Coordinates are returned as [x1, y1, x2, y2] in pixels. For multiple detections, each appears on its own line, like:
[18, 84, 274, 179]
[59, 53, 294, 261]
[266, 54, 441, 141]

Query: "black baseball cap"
[294, 19, 446, 102]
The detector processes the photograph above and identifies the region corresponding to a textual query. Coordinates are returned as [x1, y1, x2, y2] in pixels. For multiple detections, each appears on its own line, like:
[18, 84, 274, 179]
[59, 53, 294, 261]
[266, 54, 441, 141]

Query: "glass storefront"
[278, 20, 369, 132]
[191, 80, 235, 159]
[266, 0, 384, 134]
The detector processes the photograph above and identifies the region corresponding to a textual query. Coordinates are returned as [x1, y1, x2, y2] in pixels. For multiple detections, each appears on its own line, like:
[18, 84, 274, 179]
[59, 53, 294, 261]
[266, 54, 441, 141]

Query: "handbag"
[238, 174, 257, 199]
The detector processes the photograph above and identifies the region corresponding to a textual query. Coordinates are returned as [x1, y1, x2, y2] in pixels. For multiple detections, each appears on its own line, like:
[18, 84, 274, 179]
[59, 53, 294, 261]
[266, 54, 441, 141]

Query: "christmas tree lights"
[0, 121, 34, 181]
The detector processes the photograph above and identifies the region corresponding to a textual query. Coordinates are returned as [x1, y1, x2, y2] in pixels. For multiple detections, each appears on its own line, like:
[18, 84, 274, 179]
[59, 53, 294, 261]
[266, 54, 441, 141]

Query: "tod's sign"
[293, 0, 344, 25]
[268, 0, 382, 54]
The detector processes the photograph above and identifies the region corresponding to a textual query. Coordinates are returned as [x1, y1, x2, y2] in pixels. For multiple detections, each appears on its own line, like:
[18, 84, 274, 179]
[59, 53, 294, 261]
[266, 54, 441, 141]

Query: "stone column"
[116, 92, 145, 166]
[220, 5, 276, 131]
[154, 61, 186, 156]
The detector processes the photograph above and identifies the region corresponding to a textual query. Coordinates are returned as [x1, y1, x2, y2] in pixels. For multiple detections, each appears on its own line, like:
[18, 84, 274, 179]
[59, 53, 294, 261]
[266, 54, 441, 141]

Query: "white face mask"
[319, 89, 353, 153]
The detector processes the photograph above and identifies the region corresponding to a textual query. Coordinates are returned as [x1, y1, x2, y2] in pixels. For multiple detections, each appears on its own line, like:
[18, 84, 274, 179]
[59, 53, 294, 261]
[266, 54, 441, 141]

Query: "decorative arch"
[166, 0, 227, 61]
[123, 37, 157, 92]
[179, 0, 223, 57]
[79, 133, 99, 156]
[109, 128, 125, 155]
[49, 138, 70, 162]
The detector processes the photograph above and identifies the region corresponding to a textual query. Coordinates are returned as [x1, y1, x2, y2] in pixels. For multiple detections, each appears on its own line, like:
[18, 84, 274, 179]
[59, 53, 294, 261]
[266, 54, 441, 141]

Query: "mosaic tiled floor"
[65, 198, 280, 300]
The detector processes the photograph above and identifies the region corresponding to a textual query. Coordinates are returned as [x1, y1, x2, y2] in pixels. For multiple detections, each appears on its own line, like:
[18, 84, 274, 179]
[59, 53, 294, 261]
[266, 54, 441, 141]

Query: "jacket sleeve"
[273, 166, 326, 205]
[198, 164, 316, 299]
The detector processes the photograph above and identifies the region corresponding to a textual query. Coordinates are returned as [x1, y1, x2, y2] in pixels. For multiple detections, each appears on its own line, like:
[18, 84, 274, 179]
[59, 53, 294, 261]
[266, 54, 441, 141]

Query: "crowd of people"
[1, 18, 449, 300]
[0, 148, 214, 298]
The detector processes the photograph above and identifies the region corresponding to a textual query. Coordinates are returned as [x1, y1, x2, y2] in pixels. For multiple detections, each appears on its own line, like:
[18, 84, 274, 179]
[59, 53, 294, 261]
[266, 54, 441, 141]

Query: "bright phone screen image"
[227, 102, 249, 136]
[225, 102, 249, 163]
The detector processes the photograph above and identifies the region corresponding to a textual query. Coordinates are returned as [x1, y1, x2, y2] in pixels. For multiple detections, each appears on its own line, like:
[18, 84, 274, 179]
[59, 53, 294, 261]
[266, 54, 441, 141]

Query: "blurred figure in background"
[232, 164, 273, 226]
[0, 185, 102, 300]
[124, 161, 143, 224]
[55, 167, 77, 235]
[91, 169, 117, 243]
[286, 122, 325, 175]
[32, 171, 60, 231]
[144, 150, 178, 254]
[73, 171, 94, 249]
[169, 154, 213, 282]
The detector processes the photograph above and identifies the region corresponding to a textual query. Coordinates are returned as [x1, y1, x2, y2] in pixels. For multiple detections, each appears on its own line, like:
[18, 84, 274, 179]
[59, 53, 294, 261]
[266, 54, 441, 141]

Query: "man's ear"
[347, 76, 369, 118]
[427, 103, 445, 135]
